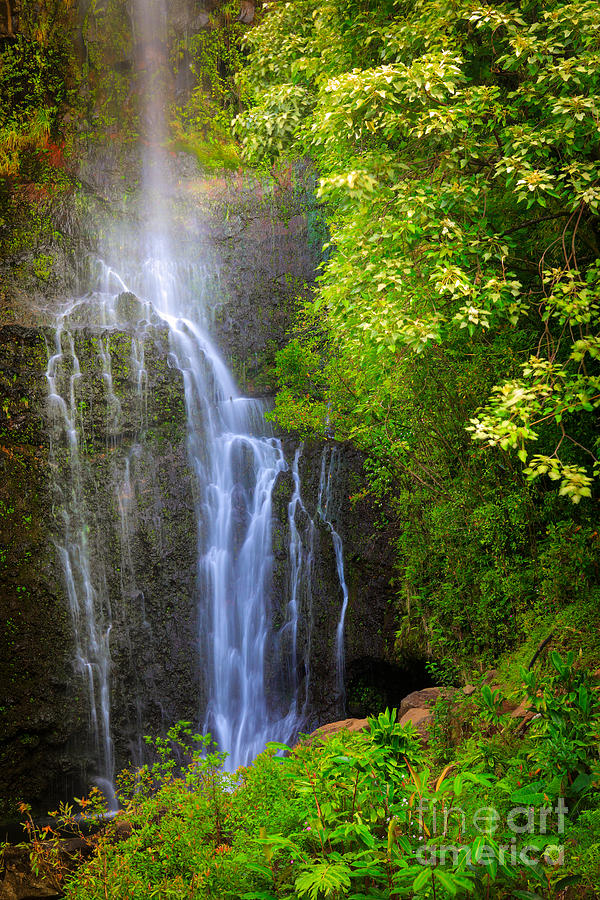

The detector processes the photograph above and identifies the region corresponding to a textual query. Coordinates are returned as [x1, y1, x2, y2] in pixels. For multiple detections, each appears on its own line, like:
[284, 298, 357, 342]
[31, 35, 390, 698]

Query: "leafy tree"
[235, 0, 600, 498]
[234, 0, 600, 666]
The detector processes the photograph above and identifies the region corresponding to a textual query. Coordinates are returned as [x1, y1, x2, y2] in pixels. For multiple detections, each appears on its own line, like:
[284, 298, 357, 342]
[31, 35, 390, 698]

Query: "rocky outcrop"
[0, 157, 404, 825]
[268, 438, 431, 729]
[0, 326, 83, 820]
[0, 309, 406, 822]
[0, 844, 63, 900]
[399, 707, 435, 744]
[185, 168, 322, 397]
[307, 678, 541, 753]
[0, 325, 398, 819]
[399, 687, 444, 718]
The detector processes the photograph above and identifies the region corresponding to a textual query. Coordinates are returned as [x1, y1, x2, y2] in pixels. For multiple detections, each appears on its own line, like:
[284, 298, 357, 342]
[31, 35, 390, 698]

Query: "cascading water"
[47, 322, 113, 807]
[130, 0, 303, 766]
[283, 446, 316, 725]
[317, 447, 350, 706]
[46, 277, 163, 800]
[161, 306, 300, 765]
[45, 0, 354, 796]
[49, 249, 308, 784]
[284, 444, 350, 718]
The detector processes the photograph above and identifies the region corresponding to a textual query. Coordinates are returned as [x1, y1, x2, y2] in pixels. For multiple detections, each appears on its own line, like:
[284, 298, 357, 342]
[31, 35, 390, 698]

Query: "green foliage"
[235, 0, 600, 669]
[0, 0, 80, 269]
[27, 669, 598, 899]
[367, 707, 425, 789]
[521, 651, 600, 793]
[79, 0, 135, 138]
[0, 0, 77, 179]
[475, 685, 506, 729]
[237, 0, 600, 497]
[171, 0, 246, 163]
[295, 861, 351, 899]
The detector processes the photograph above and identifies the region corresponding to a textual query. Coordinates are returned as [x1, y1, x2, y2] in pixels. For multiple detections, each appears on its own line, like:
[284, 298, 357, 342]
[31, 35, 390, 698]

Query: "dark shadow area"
[345, 656, 435, 718]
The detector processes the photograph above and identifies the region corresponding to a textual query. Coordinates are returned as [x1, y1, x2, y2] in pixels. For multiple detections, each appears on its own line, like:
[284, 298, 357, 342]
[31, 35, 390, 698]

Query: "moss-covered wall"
[0, 321, 200, 819]
[0, 326, 82, 819]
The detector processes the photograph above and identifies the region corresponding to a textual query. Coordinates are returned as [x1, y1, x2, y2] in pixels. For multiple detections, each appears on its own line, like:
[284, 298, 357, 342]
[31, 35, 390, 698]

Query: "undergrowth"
[12, 653, 600, 899]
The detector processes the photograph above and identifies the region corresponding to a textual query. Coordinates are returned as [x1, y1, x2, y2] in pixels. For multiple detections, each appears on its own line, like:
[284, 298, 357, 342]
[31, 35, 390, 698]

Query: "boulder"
[239, 0, 255, 23]
[307, 718, 370, 742]
[510, 699, 538, 733]
[510, 699, 532, 720]
[399, 707, 435, 743]
[399, 687, 442, 717]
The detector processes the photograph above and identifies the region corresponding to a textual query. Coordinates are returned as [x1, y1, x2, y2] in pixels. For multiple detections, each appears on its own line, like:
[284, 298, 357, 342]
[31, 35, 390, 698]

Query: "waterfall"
[284, 446, 316, 724]
[126, 0, 305, 767]
[46, 280, 161, 800]
[45, 0, 308, 786]
[285, 444, 351, 718]
[317, 447, 350, 706]
[44, 0, 352, 795]
[161, 310, 299, 765]
[46, 322, 115, 807]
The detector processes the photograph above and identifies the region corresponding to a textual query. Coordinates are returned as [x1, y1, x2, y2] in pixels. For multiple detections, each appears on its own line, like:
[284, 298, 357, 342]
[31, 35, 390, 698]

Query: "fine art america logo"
[412, 797, 567, 868]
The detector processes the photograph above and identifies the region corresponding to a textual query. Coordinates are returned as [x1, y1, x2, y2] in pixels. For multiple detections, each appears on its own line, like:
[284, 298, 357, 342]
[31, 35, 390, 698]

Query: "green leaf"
[245, 863, 275, 879]
[432, 871, 458, 895]
[511, 892, 544, 900]
[412, 868, 431, 891]
[510, 782, 547, 803]
[242, 893, 278, 900]
[265, 741, 292, 753]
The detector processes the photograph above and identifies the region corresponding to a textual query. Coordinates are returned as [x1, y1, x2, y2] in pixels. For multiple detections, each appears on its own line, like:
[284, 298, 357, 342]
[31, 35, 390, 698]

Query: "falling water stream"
[317, 448, 350, 706]
[45, 0, 351, 796]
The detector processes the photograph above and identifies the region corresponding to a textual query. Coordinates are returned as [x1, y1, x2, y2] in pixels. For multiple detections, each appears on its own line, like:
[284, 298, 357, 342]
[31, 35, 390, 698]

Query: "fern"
[295, 861, 352, 899]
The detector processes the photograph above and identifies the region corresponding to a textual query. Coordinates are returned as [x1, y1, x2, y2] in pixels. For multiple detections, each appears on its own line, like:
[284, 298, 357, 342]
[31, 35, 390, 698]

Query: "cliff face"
[0, 326, 78, 814]
[0, 0, 411, 815]
[0, 321, 199, 816]
[270, 439, 429, 729]
[0, 0, 413, 822]
[0, 159, 414, 824]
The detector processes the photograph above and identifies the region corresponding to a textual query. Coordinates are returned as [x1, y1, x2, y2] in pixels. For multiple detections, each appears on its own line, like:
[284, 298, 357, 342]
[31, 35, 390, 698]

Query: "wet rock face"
[0, 323, 198, 818]
[0, 330, 403, 819]
[0, 168, 399, 818]
[0, 326, 82, 820]
[270, 438, 402, 730]
[203, 174, 322, 398]
[299, 441, 397, 719]
[167, 0, 255, 31]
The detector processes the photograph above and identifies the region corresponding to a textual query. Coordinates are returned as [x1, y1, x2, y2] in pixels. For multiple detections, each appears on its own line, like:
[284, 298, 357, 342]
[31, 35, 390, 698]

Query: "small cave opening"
[345, 656, 436, 719]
